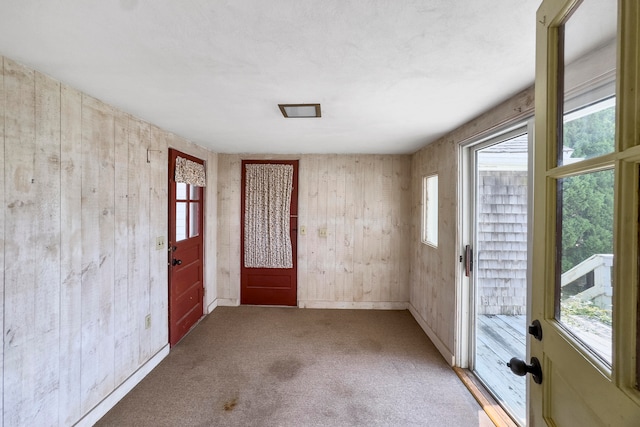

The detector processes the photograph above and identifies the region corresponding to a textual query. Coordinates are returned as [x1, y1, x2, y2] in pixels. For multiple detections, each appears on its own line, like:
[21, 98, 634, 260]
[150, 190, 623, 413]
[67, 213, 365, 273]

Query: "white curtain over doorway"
[244, 163, 293, 268]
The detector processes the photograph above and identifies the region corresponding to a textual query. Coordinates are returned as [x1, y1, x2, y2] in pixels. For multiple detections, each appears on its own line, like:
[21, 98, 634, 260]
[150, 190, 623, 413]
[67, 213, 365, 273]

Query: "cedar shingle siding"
[477, 170, 528, 315]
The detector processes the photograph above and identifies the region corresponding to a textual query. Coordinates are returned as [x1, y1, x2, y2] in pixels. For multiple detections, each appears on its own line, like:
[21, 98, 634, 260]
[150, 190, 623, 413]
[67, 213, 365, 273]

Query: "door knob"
[172, 259, 182, 266]
[528, 319, 543, 341]
[507, 357, 543, 384]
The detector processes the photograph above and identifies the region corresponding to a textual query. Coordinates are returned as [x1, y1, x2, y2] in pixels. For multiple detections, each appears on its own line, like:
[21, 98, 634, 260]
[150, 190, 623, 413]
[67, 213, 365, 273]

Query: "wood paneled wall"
[409, 87, 535, 364]
[410, 139, 458, 362]
[217, 154, 411, 308]
[0, 57, 217, 426]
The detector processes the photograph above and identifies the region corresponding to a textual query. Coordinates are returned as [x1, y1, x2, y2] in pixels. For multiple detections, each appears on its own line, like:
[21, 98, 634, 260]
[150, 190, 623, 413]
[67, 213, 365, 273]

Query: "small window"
[422, 174, 438, 247]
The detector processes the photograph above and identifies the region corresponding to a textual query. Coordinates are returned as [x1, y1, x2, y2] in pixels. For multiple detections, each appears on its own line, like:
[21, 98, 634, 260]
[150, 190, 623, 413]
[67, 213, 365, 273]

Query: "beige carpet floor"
[96, 307, 493, 427]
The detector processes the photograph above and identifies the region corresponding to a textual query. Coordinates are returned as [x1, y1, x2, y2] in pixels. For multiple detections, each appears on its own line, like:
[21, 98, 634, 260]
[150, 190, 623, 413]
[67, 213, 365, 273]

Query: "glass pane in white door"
[473, 133, 528, 425]
[557, 169, 614, 365]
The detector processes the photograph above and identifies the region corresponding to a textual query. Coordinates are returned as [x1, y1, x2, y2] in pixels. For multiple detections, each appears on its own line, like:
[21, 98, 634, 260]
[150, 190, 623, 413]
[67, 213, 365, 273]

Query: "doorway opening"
[240, 160, 299, 306]
[464, 126, 531, 425]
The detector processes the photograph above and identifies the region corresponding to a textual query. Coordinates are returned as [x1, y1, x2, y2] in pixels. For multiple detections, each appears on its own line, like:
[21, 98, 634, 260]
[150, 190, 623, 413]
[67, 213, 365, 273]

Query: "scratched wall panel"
[296, 157, 309, 302]
[408, 87, 535, 361]
[113, 111, 134, 385]
[148, 127, 168, 349]
[0, 55, 5, 427]
[59, 84, 83, 424]
[129, 118, 153, 365]
[34, 71, 63, 424]
[352, 156, 366, 302]
[216, 154, 411, 306]
[305, 155, 320, 301]
[205, 150, 219, 310]
[215, 155, 235, 304]
[80, 95, 116, 412]
[0, 55, 218, 426]
[3, 58, 38, 426]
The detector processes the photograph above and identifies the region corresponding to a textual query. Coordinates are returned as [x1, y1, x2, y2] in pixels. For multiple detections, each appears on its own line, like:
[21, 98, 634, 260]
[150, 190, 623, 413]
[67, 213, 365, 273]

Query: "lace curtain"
[244, 164, 293, 268]
[175, 156, 206, 187]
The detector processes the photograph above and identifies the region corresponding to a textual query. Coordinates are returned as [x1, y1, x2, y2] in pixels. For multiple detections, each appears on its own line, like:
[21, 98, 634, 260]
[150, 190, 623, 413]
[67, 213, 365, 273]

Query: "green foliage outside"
[562, 297, 612, 326]
[560, 105, 615, 274]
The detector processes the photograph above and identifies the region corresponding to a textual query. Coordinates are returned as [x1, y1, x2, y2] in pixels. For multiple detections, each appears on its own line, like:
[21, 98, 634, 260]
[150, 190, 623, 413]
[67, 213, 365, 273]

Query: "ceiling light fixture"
[278, 103, 321, 118]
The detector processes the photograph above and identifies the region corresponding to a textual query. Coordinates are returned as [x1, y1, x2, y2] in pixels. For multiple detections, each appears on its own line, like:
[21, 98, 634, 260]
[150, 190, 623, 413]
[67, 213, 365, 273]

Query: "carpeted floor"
[96, 307, 493, 426]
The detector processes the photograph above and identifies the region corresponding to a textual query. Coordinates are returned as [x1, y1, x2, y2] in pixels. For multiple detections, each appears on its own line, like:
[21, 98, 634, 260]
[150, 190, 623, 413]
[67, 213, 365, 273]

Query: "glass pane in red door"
[189, 202, 199, 237]
[190, 185, 200, 200]
[176, 202, 187, 241]
[176, 182, 187, 199]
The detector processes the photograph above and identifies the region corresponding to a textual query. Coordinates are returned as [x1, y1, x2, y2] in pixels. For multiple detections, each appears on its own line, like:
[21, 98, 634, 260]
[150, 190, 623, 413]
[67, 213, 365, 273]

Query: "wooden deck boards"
[474, 313, 612, 426]
[475, 315, 526, 425]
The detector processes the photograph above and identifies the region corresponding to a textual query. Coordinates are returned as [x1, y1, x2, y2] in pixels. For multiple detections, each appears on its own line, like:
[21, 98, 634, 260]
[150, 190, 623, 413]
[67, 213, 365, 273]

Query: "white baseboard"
[74, 344, 170, 427]
[217, 298, 240, 307]
[298, 300, 409, 310]
[408, 303, 456, 366]
[207, 298, 218, 313]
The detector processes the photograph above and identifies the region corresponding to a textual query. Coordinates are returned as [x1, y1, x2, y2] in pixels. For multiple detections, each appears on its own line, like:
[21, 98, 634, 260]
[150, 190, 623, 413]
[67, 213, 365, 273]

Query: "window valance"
[175, 156, 206, 187]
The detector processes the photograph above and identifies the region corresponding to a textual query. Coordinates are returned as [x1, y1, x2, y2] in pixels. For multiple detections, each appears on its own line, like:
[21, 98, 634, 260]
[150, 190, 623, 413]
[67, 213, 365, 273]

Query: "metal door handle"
[507, 357, 543, 384]
[464, 245, 473, 276]
[172, 259, 182, 266]
[528, 319, 543, 341]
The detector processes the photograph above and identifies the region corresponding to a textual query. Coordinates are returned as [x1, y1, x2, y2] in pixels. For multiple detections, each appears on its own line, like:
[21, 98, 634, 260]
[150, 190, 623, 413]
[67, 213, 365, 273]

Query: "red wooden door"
[168, 149, 204, 346]
[241, 160, 298, 306]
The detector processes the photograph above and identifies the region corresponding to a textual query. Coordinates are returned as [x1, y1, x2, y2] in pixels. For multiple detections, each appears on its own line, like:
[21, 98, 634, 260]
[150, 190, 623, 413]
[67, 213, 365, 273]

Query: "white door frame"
[456, 122, 533, 371]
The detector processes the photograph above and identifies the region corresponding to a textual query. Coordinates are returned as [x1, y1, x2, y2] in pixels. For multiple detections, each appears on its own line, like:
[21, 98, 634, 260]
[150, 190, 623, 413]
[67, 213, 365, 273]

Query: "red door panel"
[241, 160, 298, 306]
[168, 149, 204, 346]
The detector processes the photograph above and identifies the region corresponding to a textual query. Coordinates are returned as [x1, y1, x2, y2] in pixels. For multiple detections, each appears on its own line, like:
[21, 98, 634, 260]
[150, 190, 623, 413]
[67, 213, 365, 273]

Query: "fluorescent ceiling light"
[278, 104, 321, 118]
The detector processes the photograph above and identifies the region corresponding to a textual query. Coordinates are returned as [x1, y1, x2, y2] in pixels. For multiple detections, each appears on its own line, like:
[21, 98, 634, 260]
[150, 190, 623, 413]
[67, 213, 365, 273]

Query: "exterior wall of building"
[476, 170, 528, 315]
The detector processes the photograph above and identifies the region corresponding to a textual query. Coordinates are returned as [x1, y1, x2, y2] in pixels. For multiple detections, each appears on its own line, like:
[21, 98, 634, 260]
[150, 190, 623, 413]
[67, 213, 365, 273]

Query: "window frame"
[421, 174, 439, 247]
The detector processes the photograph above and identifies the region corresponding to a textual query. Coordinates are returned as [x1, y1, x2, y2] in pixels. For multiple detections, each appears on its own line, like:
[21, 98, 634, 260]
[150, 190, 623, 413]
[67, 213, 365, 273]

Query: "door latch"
[528, 319, 543, 341]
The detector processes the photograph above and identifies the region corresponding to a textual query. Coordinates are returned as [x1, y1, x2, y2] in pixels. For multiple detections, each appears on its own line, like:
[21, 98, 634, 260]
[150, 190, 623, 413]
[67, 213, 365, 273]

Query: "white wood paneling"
[113, 110, 133, 386]
[352, 157, 366, 302]
[133, 119, 152, 365]
[34, 70, 62, 424]
[0, 56, 5, 427]
[1, 55, 218, 426]
[59, 84, 83, 425]
[205, 151, 218, 312]
[81, 95, 116, 412]
[410, 139, 458, 360]
[149, 127, 168, 347]
[4, 58, 38, 426]
[217, 155, 242, 304]
[217, 154, 411, 306]
[408, 86, 535, 365]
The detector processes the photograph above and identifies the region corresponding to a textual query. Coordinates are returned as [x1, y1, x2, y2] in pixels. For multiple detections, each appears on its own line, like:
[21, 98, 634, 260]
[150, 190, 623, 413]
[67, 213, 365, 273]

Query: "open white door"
[530, 0, 640, 424]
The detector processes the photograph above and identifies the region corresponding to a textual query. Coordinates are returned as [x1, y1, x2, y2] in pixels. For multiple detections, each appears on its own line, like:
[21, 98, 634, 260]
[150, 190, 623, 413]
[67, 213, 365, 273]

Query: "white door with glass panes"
[529, 0, 640, 424]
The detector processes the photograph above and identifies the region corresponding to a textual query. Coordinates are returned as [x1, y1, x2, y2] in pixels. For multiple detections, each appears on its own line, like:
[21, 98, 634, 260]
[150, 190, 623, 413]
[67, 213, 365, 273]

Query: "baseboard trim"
[217, 298, 240, 307]
[206, 298, 218, 313]
[74, 344, 170, 427]
[298, 301, 409, 310]
[408, 303, 455, 366]
[453, 367, 519, 427]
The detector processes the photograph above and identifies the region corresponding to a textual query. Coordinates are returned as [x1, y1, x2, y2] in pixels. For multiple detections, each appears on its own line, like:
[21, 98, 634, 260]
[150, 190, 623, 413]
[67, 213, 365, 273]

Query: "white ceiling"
[0, 0, 540, 154]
